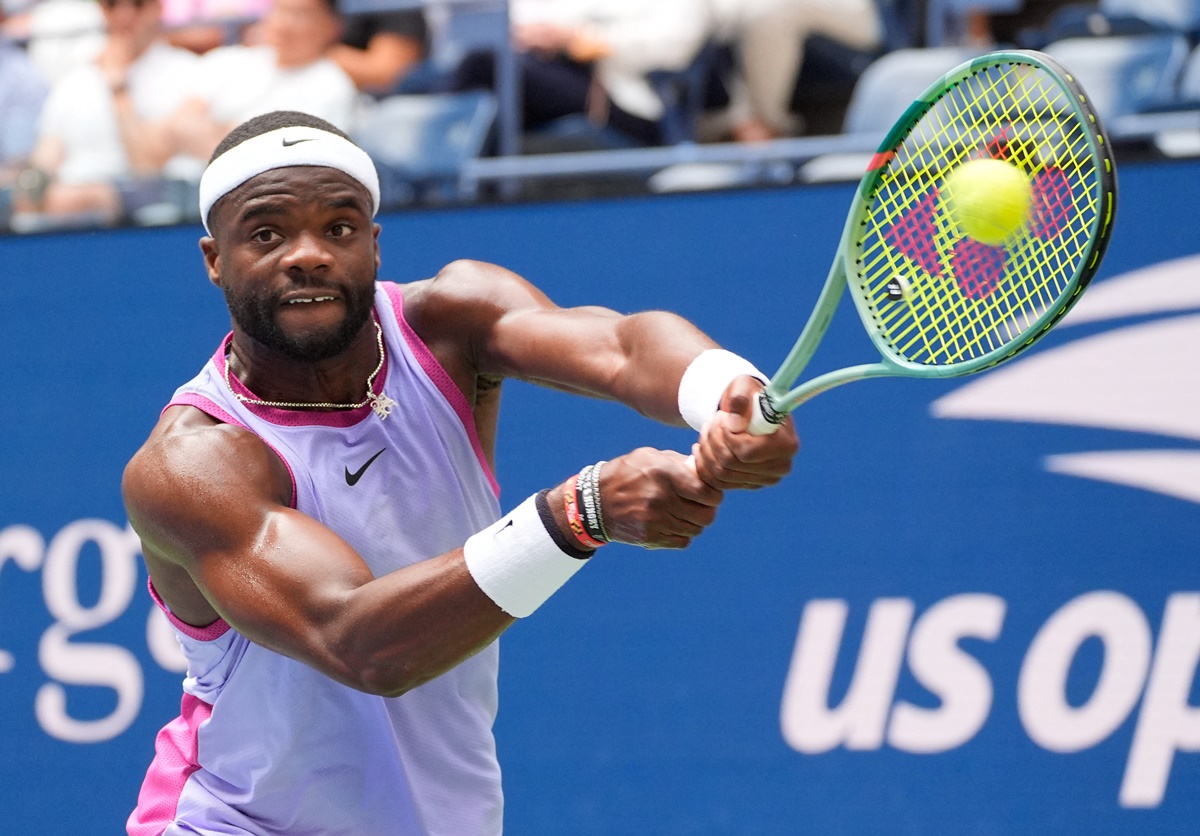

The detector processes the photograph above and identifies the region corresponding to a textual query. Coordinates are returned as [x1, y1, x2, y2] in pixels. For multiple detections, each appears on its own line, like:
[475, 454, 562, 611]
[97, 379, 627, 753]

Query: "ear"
[200, 236, 222, 287]
[373, 223, 381, 271]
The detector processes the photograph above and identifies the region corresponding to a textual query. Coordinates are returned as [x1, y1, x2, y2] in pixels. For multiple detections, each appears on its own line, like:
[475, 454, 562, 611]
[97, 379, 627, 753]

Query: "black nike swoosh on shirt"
[345, 449, 386, 486]
[282, 137, 315, 147]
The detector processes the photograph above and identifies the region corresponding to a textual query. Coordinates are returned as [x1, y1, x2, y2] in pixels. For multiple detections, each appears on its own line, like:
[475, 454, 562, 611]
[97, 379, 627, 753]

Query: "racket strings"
[878, 69, 1085, 359]
[874, 69, 1094, 361]
[855, 57, 1102, 367]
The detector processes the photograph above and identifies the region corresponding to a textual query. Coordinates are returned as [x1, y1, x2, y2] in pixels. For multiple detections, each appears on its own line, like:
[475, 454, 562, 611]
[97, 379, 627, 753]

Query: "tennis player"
[123, 110, 798, 835]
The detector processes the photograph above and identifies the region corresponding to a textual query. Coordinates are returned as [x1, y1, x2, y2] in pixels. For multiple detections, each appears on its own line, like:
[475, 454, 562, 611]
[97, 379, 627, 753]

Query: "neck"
[228, 317, 380, 407]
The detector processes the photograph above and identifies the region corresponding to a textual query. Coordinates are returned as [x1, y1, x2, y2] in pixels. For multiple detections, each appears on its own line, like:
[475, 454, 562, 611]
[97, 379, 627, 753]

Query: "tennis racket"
[748, 49, 1118, 435]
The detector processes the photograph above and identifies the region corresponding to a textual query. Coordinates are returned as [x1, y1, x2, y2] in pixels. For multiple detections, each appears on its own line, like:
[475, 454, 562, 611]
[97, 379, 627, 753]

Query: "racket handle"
[747, 390, 786, 436]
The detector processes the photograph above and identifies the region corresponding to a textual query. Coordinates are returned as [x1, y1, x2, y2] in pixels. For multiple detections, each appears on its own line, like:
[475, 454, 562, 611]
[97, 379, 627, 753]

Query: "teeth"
[287, 296, 336, 304]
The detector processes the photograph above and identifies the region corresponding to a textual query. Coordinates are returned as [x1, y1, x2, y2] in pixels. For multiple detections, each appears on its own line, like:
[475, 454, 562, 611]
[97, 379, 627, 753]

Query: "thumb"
[720, 393, 752, 434]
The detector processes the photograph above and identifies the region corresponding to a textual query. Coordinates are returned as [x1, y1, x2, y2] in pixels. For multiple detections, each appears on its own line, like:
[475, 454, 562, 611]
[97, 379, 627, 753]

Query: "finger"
[666, 494, 720, 531]
[666, 455, 724, 507]
[693, 429, 754, 491]
[641, 533, 695, 551]
[718, 375, 768, 433]
[696, 417, 787, 488]
[713, 418, 800, 471]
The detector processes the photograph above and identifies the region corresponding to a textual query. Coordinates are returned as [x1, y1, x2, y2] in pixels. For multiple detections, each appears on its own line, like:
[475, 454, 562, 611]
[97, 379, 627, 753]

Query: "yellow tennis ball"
[944, 158, 1032, 246]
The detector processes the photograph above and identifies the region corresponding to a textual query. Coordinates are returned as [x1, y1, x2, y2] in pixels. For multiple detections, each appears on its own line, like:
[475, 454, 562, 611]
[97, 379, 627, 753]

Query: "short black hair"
[209, 111, 355, 164]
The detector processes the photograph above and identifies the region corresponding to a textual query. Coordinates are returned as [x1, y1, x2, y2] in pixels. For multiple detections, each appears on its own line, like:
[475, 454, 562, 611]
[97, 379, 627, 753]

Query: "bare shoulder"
[122, 406, 291, 566]
[401, 259, 555, 337]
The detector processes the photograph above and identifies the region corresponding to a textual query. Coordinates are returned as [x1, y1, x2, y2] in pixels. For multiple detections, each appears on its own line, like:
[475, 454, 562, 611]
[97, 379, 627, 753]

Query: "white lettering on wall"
[35, 520, 145, 743]
[0, 525, 46, 674]
[1018, 591, 1151, 753]
[889, 594, 1006, 754]
[780, 598, 913, 753]
[1121, 593, 1200, 807]
[781, 590, 1198, 808]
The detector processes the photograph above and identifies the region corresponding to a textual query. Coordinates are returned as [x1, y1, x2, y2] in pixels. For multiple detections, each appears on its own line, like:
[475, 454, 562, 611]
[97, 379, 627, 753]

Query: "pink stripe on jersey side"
[126, 693, 212, 836]
[164, 393, 241, 427]
[382, 282, 500, 498]
[147, 578, 230, 642]
[210, 330, 388, 429]
[166, 393, 299, 510]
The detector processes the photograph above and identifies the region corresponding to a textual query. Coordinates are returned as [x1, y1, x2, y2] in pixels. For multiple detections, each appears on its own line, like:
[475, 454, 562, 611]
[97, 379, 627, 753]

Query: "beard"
[224, 272, 377, 362]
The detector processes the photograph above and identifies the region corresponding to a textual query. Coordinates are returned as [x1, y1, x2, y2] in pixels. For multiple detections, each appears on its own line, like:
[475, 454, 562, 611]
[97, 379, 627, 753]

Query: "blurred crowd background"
[0, 0, 1197, 232]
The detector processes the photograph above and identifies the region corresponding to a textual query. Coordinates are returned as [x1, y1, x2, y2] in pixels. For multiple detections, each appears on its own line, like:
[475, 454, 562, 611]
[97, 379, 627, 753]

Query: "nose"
[279, 229, 332, 275]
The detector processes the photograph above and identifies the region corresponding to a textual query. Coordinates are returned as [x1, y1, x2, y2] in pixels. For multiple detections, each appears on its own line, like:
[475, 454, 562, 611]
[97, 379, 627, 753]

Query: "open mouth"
[285, 295, 338, 305]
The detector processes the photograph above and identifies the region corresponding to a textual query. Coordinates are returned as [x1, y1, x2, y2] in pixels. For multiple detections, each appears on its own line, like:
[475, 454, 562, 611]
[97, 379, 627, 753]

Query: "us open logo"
[779, 256, 1200, 809]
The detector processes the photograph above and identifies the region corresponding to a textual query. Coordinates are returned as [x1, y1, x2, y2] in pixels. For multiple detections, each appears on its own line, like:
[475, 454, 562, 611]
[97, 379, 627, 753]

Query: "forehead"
[272, 0, 334, 15]
[212, 165, 373, 228]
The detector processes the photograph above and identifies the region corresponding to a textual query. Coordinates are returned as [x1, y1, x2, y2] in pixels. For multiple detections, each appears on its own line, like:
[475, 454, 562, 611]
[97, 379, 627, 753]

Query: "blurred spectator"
[332, 8, 428, 95]
[19, 0, 107, 86]
[17, 0, 198, 222]
[163, 0, 359, 169]
[161, 0, 270, 53]
[455, 0, 708, 146]
[709, 0, 883, 141]
[0, 3, 48, 184]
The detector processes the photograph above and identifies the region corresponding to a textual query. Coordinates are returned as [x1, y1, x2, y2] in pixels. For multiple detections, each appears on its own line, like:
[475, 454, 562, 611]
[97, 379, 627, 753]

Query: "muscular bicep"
[124, 413, 509, 694]
[125, 421, 370, 666]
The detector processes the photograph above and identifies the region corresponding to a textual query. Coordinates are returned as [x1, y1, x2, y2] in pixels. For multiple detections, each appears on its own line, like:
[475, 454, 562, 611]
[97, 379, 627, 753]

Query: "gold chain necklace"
[224, 318, 398, 419]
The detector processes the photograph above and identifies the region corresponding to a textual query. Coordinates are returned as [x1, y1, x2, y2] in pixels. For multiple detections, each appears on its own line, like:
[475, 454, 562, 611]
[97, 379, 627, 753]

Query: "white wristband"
[677, 349, 768, 432]
[463, 493, 590, 618]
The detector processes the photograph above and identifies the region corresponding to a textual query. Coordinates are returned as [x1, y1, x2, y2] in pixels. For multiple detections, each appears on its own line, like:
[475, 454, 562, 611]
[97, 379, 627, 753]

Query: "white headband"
[198, 125, 381, 234]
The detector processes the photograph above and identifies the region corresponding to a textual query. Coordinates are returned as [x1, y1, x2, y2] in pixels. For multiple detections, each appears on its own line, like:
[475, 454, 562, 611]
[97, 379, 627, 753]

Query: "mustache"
[270, 272, 349, 300]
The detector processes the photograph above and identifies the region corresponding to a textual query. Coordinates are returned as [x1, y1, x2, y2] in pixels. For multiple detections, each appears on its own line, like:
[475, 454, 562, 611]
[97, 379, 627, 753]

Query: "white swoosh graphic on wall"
[932, 314, 1200, 440]
[1045, 450, 1200, 505]
[932, 255, 1200, 504]
[1060, 253, 1200, 326]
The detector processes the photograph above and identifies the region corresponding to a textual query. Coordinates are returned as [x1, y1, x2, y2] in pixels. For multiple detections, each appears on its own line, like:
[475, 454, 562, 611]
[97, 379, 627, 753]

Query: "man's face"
[98, 0, 162, 51]
[264, 0, 342, 69]
[202, 166, 381, 362]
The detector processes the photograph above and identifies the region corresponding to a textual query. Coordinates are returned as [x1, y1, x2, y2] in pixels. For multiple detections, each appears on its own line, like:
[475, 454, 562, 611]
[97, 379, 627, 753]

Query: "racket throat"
[778, 363, 896, 411]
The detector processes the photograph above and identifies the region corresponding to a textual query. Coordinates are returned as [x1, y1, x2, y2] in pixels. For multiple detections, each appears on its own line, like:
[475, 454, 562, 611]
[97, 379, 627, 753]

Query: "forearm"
[330, 482, 585, 695]
[606, 310, 721, 425]
[331, 551, 515, 696]
[215, 460, 713, 696]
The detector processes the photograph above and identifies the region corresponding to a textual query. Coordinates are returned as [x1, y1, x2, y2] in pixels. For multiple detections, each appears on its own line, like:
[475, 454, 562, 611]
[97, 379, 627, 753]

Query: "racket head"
[841, 49, 1117, 378]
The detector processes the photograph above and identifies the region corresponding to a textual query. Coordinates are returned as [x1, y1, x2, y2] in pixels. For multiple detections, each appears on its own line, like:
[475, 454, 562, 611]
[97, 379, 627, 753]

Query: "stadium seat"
[1180, 42, 1200, 97]
[1099, 0, 1200, 36]
[798, 46, 983, 183]
[1107, 42, 1200, 155]
[1043, 33, 1191, 123]
[354, 91, 497, 207]
[1016, 3, 1160, 49]
[0, 186, 11, 233]
[925, 0, 1024, 47]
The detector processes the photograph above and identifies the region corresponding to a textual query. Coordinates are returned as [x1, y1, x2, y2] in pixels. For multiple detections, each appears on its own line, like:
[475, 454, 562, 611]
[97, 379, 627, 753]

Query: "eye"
[329, 223, 353, 238]
[251, 228, 279, 244]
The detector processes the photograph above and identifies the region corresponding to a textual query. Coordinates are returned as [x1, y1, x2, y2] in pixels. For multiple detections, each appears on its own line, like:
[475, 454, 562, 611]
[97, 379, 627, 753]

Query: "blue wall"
[0, 160, 1197, 833]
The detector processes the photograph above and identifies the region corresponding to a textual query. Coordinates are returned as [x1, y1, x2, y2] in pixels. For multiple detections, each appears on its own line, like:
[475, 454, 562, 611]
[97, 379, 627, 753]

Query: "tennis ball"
[944, 158, 1032, 246]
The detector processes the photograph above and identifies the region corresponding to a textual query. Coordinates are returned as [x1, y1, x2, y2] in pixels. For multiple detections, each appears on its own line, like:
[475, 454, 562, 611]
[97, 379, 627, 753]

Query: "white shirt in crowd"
[38, 40, 198, 185]
[187, 45, 360, 133]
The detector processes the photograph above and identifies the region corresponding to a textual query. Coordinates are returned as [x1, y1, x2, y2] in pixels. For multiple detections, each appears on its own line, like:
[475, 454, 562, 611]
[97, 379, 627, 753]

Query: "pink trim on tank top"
[383, 282, 500, 498]
[147, 578, 230, 642]
[126, 692, 212, 836]
[164, 394, 299, 510]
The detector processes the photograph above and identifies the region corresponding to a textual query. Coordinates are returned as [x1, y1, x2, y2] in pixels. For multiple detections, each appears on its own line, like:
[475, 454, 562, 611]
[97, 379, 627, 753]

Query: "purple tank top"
[129, 282, 504, 836]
